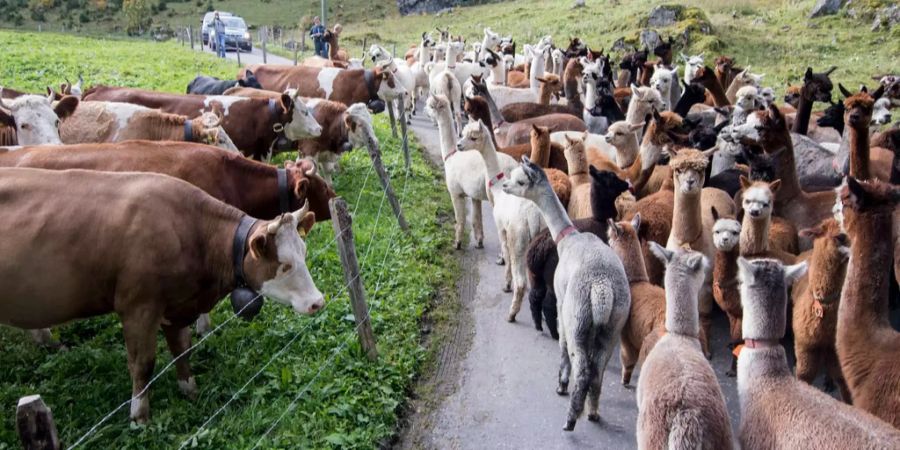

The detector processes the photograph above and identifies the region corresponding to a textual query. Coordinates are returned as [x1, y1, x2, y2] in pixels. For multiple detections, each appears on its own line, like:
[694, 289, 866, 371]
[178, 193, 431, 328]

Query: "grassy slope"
[0, 30, 455, 449]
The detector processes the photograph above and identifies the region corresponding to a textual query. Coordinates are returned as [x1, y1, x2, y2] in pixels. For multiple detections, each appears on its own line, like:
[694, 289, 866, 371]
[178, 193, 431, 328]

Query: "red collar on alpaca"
[554, 225, 578, 244]
[488, 171, 505, 187]
[743, 338, 779, 349]
[443, 148, 457, 161]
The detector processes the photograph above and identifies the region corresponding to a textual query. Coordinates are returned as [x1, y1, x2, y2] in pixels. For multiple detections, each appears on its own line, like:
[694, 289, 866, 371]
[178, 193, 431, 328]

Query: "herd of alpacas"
[2, 21, 900, 448]
[410, 27, 900, 447]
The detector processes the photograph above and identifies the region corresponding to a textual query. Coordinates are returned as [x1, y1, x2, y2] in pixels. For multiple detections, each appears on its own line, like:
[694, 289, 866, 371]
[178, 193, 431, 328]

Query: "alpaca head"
[629, 85, 666, 117]
[714, 56, 735, 76]
[817, 100, 845, 131]
[872, 98, 892, 125]
[590, 167, 631, 214]
[838, 177, 900, 234]
[839, 83, 884, 130]
[653, 36, 675, 60]
[669, 147, 712, 196]
[680, 52, 704, 80]
[740, 176, 780, 220]
[650, 65, 677, 96]
[738, 258, 807, 340]
[536, 74, 562, 96]
[581, 58, 603, 85]
[456, 119, 491, 153]
[800, 66, 836, 103]
[784, 84, 802, 108]
[607, 214, 643, 268]
[502, 156, 550, 201]
[650, 242, 709, 336]
[733, 68, 764, 89]
[551, 48, 565, 69]
[758, 87, 776, 106]
[562, 134, 587, 173]
[730, 104, 790, 151]
[713, 217, 741, 252]
[463, 95, 490, 126]
[425, 95, 451, 121]
[529, 125, 552, 166]
[604, 120, 643, 146]
[687, 119, 727, 151]
[735, 85, 762, 111]
[742, 145, 780, 182]
[565, 37, 586, 58]
[482, 27, 501, 50]
[799, 219, 850, 305]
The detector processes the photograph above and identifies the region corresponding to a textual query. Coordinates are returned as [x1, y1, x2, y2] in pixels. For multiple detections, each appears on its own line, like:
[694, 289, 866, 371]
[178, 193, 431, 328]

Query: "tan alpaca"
[712, 213, 743, 376]
[666, 147, 731, 356]
[637, 243, 734, 450]
[792, 218, 852, 402]
[529, 125, 570, 207]
[535, 74, 563, 106]
[564, 135, 594, 220]
[837, 177, 900, 428]
[738, 177, 796, 264]
[607, 215, 665, 387]
[736, 257, 900, 449]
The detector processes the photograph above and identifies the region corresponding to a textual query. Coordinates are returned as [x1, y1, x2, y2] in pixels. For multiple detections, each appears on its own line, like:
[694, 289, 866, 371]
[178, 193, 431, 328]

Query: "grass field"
[0, 30, 456, 449]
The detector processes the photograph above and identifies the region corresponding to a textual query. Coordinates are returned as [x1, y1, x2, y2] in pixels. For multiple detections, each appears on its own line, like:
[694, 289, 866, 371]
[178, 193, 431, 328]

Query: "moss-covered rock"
[619, 4, 720, 52]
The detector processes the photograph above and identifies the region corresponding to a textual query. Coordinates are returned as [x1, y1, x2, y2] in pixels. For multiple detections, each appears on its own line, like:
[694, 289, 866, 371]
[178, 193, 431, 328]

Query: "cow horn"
[0, 88, 7, 110]
[46, 88, 56, 103]
[299, 156, 318, 176]
[266, 221, 280, 234]
[292, 200, 310, 223]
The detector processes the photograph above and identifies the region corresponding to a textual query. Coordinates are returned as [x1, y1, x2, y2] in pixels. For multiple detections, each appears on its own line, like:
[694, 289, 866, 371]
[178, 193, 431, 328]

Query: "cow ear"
[249, 232, 268, 259]
[292, 175, 309, 200]
[0, 107, 14, 127]
[54, 96, 78, 119]
[297, 211, 316, 238]
[280, 93, 294, 113]
[344, 114, 357, 133]
[238, 78, 248, 87]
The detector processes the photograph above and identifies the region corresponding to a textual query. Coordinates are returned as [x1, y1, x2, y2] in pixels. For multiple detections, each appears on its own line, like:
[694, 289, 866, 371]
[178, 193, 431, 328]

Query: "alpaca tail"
[589, 279, 614, 326]
[668, 409, 703, 450]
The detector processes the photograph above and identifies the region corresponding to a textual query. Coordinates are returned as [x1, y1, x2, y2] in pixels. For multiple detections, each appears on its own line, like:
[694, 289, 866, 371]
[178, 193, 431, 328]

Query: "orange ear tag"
[732, 344, 745, 358]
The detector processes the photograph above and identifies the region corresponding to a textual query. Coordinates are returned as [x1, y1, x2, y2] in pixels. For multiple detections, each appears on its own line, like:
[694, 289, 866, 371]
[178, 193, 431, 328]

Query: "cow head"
[0, 90, 78, 145]
[245, 201, 324, 315]
[280, 92, 322, 140]
[344, 103, 377, 151]
[285, 159, 335, 221]
[374, 66, 407, 102]
[192, 110, 239, 152]
[237, 70, 263, 90]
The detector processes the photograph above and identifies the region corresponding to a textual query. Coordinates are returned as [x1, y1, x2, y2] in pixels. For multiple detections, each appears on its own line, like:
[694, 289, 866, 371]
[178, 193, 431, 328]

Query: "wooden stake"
[16, 395, 60, 450]
[397, 94, 410, 170]
[365, 139, 409, 232]
[329, 198, 378, 361]
[262, 26, 268, 64]
[386, 101, 398, 138]
[188, 25, 194, 50]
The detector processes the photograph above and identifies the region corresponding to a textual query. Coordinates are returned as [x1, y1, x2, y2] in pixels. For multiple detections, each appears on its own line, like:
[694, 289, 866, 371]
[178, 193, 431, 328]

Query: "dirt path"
[399, 107, 746, 449]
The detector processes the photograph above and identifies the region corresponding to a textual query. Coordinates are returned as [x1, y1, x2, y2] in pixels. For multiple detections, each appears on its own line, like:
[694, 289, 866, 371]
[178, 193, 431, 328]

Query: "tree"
[123, 0, 151, 35]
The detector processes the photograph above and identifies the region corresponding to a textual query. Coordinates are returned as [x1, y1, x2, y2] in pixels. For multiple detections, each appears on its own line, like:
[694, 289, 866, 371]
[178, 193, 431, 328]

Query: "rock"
[639, 29, 660, 50]
[611, 37, 631, 53]
[572, 0, 585, 8]
[809, 0, 844, 18]
[396, 0, 460, 16]
[871, 5, 900, 31]
[647, 5, 679, 27]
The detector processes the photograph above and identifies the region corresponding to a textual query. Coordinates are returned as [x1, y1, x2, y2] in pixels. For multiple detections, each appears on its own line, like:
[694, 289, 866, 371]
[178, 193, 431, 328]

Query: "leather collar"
[363, 69, 379, 101]
[554, 225, 578, 245]
[276, 167, 290, 213]
[184, 120, 193, 142]
[233, 215, 258, 289]
[268, 99, 295, 151]
[443, 148, 457, 161]
[488, 171, 505, 188]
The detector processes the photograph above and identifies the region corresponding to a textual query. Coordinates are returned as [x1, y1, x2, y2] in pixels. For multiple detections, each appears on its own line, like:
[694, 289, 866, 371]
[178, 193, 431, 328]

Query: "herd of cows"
[1, 22, 900, 448]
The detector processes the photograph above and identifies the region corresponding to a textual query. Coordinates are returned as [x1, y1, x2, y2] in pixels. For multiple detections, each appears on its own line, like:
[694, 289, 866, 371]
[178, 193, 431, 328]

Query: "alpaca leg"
[699, 289, 714, 358]
[507, 240, 529, 322]
[450, 194, 467, 250]
[557, 330, 571, 396]
[543, 290, 559, 340]
[564, 348, 590, 431]
[529, 281, 547, 332]
[825, 352, 852, 404]
[794, 346, 822, 386]
[726, 315, 742, 377]
[620, 339, 638, 387]
[587, 329, 619, 423]
[471, 199, 484, 248]
[501, 231, 512, 292]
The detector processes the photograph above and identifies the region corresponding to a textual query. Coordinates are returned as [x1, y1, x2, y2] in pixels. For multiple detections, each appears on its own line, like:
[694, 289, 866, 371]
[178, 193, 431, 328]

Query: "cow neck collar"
[233, 215, 258, 289]
[276, 167, 290, 213]
[364, 69, 379, 101]
[268, 99, 296, 152]
[183, 120, 194, 141]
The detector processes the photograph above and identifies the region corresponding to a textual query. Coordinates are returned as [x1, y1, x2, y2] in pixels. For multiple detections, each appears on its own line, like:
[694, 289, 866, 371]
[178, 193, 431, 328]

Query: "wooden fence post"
[365, 140, 410, 232]
[262, 26, 268, 64]
[386, 101, 398, 138]
[361, 37, 367, 60]
[300, 33, 306, 52]
[292, 30, 299, 65]
[329, 198, 378, 361]
[189, 25, 194, 50]
[236, 44, 242, 67]
[17, 395, 60, 450]
[397, 94, 411, 170]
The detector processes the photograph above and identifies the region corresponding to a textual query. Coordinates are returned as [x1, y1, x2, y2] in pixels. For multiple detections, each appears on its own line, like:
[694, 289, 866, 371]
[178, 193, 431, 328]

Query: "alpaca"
[477, 27, 501, 61]
[736, 257, 900, 449]
[692, 65, 731, 107]
[836, 177, 900, 428]
[430, 68, 464, 136]
[837, 85, 892, 182]
[499, 74, 578, 123]
[625, 85, 666, 141]
[369, 45, 417, 116]
[529, 125, 571, 207]
[487, 45, 548, 108]
[784, 83, 802, 109]
[564, 135, 593, 219]
[525, 169, 631, 340]
[607, 215, 666, 387]
[738, 177, 797, 263]
[712, 213, 743, 376]
[792, 219, 852, 402]
[432, 40, 490, 94]
[458, 120, 545, 321]
[650, 65, 678, 112]
[637, 243, 734, 450]
[501, 158, 630, 431]
[603, 120, 644, 168]
[674, 80, 708, 118]
[724, 68, 763, 104]
[791, 66, 836, 136]
[680, 52, 704, 87]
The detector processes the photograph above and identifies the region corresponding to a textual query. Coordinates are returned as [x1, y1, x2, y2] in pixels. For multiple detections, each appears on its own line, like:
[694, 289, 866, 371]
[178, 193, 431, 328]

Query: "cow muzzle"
[367, 99, 386, 114]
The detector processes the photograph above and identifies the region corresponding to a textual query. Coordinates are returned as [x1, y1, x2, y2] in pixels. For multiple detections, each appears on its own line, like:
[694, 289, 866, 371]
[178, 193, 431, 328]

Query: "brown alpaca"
[712, 213, 743, 376]
[792, 219, 852, 402]
[692, 65, 730, 107]
[837, 177, 900, 428]
[736, 257, 900, 449]
[666, 147, 732, 356]
[564, 135, 593, 219]
[738, 177, 796, 264]
[529, 125, 571, 207]
[784, 84, 802, 110]
[607, 215, 665, 387]
[841, 85, 892, 182]
[635, 109, 684, 197]
[714, 56, 742, 93]
[500, 74, 578, 122]
[638, 244, 734, 450]
[536, 74, 562, 105]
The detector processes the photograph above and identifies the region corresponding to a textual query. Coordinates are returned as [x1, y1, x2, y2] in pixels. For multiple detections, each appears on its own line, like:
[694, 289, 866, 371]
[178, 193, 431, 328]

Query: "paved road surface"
[198, 42, 293, 66]
[401, 106, 747, 450]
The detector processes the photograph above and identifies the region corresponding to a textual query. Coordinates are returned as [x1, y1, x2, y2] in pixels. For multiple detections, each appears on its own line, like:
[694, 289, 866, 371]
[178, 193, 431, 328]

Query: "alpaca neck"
[704, 77, 731, 107]
[564, 65, 584, 111]
[739, 346, 793, 387]
[435, 110, 456, 160]
[740, 216, 770, 256]
[445, 46, 460, 67]
[791, 92, 813, 135]
[616, 136, 640, 169]
[625, 95, 646, 127]
[724, 79, 743, 104]
[532, 184, 575, 242]
[565, 148, 590, 186]
[530, 137, 550, 167]
[638, 128, 664, 172]
[416, 43, 429, 64]
[488, 63, 505, 86]
[481, 91, 504, 126]
[671, 191, 703, 245]
[617, 69, 631, 89]
[478, 138, 504, 194]
[529, 54, 546, 95]
[770, 141, 802, 203]
[714, 246, 740, 292]
[715, 68, 729, 92]
[584, 82, 599, 113]
[842, 211, 893, 329]
[848, 125, 871, 181]
[665, 281, 700, 337]
[618, 240, 649, 283]
[891, 153, 900, 185]
[538, 83, 554, 105]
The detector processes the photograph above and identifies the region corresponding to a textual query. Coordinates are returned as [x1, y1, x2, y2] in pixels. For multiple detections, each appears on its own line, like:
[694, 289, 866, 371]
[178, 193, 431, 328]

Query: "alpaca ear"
[711, 206, 720, 222]
[824, 66, 837, 76]
[686, 253, 705, 271]
[784, 262, 809, 286]
[737, 257, 755, 283]
[629, 122, 645, 132]
[839, 83, 853, 99]
[630, 84, 642, 98]
[739, 175, 752, 191]
[630, 213, 641, 233]
[804, 67, 814, 81]
[768, 179, 781, 193]
[871, 83, 885, 100]
[648, 241, 673, 265]
[844, 176, 868, 207]
[798, 225, 825, 239]
[701, 145, 719, 159]
[767, 102, 784, 123]
[607, 219, 620, 238]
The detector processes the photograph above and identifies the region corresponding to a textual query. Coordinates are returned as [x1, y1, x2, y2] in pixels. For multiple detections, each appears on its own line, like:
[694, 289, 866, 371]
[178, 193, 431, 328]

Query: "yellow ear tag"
[732, 344, 744, 358]
[297, 227, 308, 239]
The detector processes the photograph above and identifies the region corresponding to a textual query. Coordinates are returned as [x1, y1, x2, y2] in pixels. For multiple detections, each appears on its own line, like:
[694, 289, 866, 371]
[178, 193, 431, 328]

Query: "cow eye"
[21, 124, 30, 130]
[281, 263, 293, 273]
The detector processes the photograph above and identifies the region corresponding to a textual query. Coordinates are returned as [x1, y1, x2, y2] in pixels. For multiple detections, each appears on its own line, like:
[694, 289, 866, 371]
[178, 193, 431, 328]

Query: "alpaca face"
[784, 85, 801, 108]
[872, 98, 892, 125]
[652, 244, 710, 300]
[742, 185, 774, 219]
[735, 86, 761, 111]
[681, 53, 704, 83]
[424, 95, 449, 120]
[673, 166, 704, 195]
[629, 86, 666, 116]
[803, 222, 850, 304]
[738, 258, 807, 340]
[759, 87, 776, 106]
[604, 121, 639, 146]
[817, 101, 844, 130]
[651, 67, 676, 97]
[713, 218, 741, 251]
[801, 66, 835, 103]
[457, 120, 488, 153]
[844, 94, 875, 130]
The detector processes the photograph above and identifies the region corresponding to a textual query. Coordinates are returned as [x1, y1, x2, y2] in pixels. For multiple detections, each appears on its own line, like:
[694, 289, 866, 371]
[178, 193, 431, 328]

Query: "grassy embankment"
[0, 29, 456, 449]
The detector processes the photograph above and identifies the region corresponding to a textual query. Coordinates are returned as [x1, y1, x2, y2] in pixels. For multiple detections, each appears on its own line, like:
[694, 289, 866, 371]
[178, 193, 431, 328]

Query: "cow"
[0, 167, 324, 423]
[186, 69, 263, 95]
[60, 101, 239, 152]
[223, 87, 379, 183]
[0, 90, 79, 145]
[240, 64, 406, 113]
[1, 86, 28, 99]
[81, 86, 321, 160]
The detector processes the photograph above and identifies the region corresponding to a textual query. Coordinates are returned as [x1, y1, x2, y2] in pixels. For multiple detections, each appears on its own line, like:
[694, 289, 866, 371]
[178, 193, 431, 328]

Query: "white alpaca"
[370, 46, 417, 117]
[500, 157, 630, 431]
[581, 59, 609, 134]
[528, 43, 550, 96]
[680, 52, 704, 86]
[626, 85, 666, 142]
[873, 97, 893, 125]
[431, 40, 489, 95]
[457, 120, 545, 322]
[725, 68, 764, 104]
[477, 27, 501, 61]
[551, 48, 565, 79]
[758, 87, 777, 107]
[650, 65, 678, 112]
[603, 121, 645, 168]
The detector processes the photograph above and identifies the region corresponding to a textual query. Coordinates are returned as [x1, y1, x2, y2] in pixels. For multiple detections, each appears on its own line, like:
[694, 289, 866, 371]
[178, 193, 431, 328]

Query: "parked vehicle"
[209, 16, 252, 53]
[200, 11, 232, 46]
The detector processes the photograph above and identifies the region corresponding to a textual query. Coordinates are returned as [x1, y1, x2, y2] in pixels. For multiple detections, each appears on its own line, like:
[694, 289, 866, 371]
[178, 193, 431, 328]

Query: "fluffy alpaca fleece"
[725, 68, 763, 104]
[624, 188, 674, 288]
[625, 85, 666, 141]
[650, 65, 679, 113]
[528, 125, 571, 207]
[525, 169, 631, 340]
[607, 215, 666, 387]
[501, 158, 630, 431]
[837, 178, 900, 428]
[737, 257, 900, 449]
[712, 214, 743, 376]
[637, 243, 734, 450]
[738, 177, 797, 264]
[430, 69, 463, 135]
[564, 135, 593, 219]
[792, 218, 852, 402]
[458, 120, 545, 321]
[603, 120, 644, 168]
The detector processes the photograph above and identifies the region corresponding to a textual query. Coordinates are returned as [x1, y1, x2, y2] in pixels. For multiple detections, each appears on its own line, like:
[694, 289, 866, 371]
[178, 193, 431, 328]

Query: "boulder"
[871, 5, 900, 31]
[396, 0, 460, 16]
[809, 0, 844, 18]
[647, 5, 679, 27]
[639, 29, 661, 50]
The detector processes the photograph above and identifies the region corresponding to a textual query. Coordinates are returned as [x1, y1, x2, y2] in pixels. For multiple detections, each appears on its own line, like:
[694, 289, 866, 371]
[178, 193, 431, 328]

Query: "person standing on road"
[213, 12, 226, 58]
[310, 16, 327, 58]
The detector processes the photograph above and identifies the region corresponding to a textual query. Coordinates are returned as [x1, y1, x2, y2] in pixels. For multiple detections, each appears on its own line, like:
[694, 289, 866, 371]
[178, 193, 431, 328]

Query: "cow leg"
[120, 307, 162, 424]
[163, 325, 197, 400]
[27, 328, 64, 350]
[195, 314, 211, 336]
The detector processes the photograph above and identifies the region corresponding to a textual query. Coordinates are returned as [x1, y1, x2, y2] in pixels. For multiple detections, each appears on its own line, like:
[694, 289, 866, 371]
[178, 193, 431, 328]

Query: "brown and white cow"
[223, 87, 379, 183]
[0, 167, 324, 423]
[81, 86, 321, 160]
[60, 101, 239, 151]
[0, 90, 79, 146]
[240, 64, 406, 112]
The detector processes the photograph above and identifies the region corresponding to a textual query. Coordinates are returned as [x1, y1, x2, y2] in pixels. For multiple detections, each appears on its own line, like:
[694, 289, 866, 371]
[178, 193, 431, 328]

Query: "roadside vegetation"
[0, 30, 456, 449]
